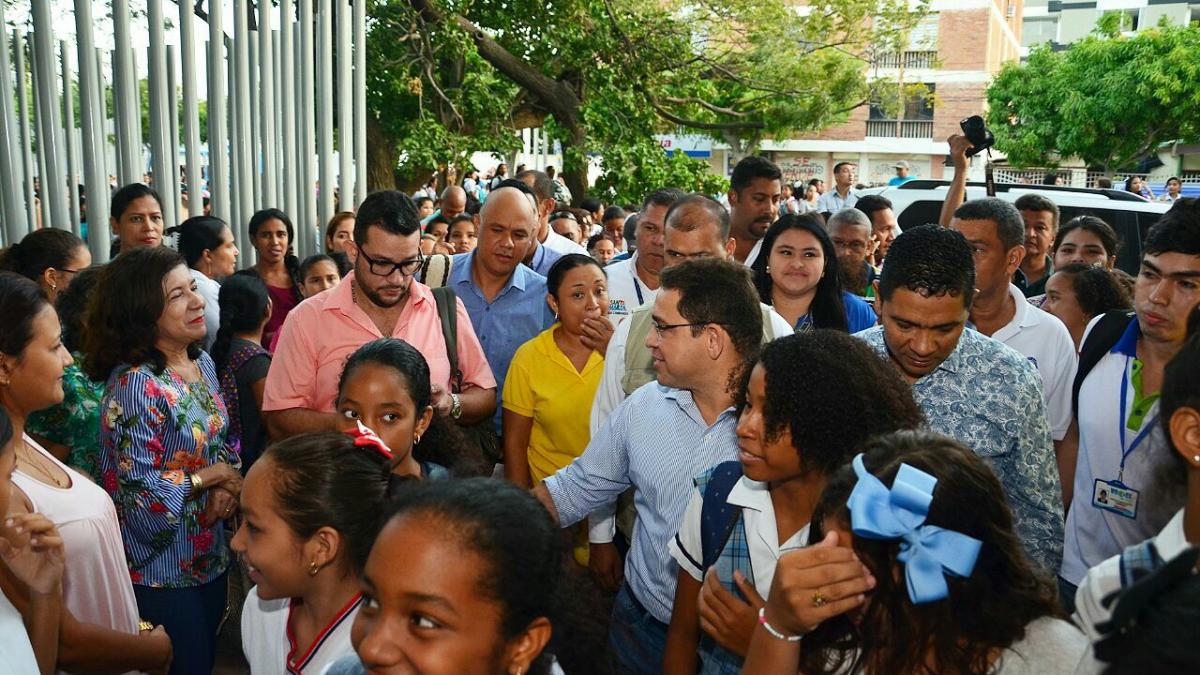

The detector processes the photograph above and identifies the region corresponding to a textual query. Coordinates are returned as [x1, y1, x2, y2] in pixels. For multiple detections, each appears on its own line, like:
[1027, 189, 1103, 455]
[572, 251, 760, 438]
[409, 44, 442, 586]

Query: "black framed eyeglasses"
[651, 321, 729, 339]
[358, 248, 424, 277]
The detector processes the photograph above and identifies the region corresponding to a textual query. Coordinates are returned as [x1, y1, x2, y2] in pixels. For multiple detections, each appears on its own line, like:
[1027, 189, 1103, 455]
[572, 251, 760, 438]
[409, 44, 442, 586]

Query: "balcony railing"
[866, 119, 934, 139]
[874, 50, 938, 69]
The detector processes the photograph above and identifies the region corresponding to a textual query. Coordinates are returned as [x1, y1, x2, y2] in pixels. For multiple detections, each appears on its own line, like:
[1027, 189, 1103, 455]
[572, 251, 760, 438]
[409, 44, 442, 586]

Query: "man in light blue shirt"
[887, 159, 914, 186]
[450, 182, 556, 432]
[855, 224, 1064, 575]
[535, 258, 765, 675]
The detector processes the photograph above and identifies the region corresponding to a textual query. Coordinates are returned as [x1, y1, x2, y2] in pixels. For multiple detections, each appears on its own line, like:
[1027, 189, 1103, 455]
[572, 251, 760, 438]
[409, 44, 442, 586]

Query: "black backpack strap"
[699, 461, 745, 571]
[432, 286, 464, 393]
[1072, 310, 1136, 418]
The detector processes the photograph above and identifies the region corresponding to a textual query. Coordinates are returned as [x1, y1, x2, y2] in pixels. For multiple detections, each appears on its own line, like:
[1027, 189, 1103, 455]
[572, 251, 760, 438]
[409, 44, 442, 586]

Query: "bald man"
[440, 185, 468, 221]
[447, 182, 565, 432]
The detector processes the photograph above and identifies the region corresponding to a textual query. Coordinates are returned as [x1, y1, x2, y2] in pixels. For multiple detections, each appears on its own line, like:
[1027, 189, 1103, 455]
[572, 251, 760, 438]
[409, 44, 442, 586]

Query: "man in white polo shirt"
[1059, 200, 1200, 611]
[604, 188, 685, 324]
[950, 198, 1077, 455]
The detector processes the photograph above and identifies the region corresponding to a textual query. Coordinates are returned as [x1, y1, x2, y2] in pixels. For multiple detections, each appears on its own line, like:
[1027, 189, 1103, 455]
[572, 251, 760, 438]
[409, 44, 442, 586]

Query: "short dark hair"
[602, 206, 627, 222]
[580, 197, 602, 213]
[0, 228, 85, 282]
[586, 233, 610, 252]
[878, 225, 976, 308]
[730, 156, 782, 194]
[664, 194, 731, 240]
[1014, 193, 1060, 228]
[515, 170, 555, 203]
[355, 190, 422, 245]
[55, 266, 103, 354]
[641, 187, 687, 213]
[745, 331, 924, 476]
[248, 208, 295, 244]
[338, 338, 484, 477]
[0, 406, 10, 449]
[298, 253, 336, 281]
[83, 246, 198, 381]
[1054, 215, 1120, 258]
[167, 216, 228, 268]
[832, 161, 854, 176]
[546, 254, 605, 297]
[1144, 198, 1200, 257]
[414, 195, 434, 209]
[383, 478, 563, 674]
[854, 194, 893, 224]
[212, 273, 270, 370]
[659, 258, 762, 364]
[1054, 264, 1131, 318]
[263, 432, 392, 574]
[954, 197, 1025, 250]
[110, 183, 162, 221]
[0, 272, 51, 357]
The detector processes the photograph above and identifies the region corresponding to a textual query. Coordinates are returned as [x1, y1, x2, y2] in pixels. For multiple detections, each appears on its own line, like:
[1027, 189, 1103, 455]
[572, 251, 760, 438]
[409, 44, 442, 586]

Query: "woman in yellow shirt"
[503, 254, 610, 490]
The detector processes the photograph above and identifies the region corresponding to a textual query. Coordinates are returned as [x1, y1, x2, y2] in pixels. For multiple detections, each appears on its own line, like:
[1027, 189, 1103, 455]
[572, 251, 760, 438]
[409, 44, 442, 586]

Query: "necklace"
[17, 440, 67, 488]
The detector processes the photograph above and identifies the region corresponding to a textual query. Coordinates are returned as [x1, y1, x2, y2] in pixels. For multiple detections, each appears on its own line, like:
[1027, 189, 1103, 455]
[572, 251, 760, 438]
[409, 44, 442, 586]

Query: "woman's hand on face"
[0, 513, 65, 595]
[580, 316, 614, 355]
[762, 531, 875, 637]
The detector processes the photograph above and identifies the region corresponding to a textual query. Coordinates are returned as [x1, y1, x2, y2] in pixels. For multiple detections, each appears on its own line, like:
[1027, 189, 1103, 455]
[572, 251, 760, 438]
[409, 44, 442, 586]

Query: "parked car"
[858, 180, 1170, 275]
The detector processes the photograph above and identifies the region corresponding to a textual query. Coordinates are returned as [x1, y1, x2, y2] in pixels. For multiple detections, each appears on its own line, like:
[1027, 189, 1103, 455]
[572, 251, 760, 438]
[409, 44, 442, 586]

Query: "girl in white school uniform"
[232, 425, 392, 674]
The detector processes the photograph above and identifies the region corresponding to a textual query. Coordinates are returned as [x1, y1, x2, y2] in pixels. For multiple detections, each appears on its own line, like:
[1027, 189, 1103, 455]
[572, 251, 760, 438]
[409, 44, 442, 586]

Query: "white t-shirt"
[992, 284, 1078, 441]
[242, 587, 363, 675]
[743, 239, 764, 269]
[191, 268, 222, 352]
[604, 253, 657, 324]
[542, 228, 588, 257]
[1060, 316, 1179, 586]
[0, 589, 38, 674]
[669, 475, 810, 598]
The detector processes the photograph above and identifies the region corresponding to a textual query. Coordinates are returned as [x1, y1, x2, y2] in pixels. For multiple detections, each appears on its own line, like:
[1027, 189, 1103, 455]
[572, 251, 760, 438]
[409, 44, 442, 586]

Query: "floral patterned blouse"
[26, 356, 106, 483]
[99, 352, 239, 588]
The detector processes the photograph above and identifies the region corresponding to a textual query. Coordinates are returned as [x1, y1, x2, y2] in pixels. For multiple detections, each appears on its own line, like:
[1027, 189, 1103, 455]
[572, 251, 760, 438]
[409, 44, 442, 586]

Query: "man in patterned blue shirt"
[855, 224, 1065, 574]
[534, 258, 764, 675]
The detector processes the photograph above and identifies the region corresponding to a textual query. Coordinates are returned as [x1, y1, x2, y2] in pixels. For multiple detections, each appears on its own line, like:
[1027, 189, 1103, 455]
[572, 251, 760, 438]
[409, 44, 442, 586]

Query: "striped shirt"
[544, 382, 739, 624]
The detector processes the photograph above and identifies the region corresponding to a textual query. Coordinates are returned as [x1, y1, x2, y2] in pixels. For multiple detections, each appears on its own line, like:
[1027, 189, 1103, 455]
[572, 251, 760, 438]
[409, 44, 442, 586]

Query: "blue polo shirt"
[450, 252, 556, 432]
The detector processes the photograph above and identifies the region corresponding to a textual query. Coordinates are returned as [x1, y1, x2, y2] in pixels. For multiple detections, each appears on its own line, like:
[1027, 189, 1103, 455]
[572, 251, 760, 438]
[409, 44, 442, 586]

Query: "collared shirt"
[545, 384, 740, 624]
[856, 326, 1065, 574]
[543, 228, 588, 256]
[525, 241, 565, 277]
[502, 324, 605, 483]
[1061, 317, 1179, 585]
[1014, 255, 1054, 297]
[991, 283, 1078, 441]
[743, 239, 764, 268]
[670, 475, 810, 598]
[262, 273, 495, 414]
[816, 188, 858, 213]
[450, 252, 556, 431]
[604, 252, 657, 324]
[241, 587, 362, 674]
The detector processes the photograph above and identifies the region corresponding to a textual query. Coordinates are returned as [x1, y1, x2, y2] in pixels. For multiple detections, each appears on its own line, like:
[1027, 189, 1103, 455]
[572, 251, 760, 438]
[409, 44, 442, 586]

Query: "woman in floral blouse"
[85, 246, 243, 675]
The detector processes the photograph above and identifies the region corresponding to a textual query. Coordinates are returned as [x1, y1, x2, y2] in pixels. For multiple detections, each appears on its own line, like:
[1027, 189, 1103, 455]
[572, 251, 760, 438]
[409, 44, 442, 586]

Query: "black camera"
[960, 115, 995, 157]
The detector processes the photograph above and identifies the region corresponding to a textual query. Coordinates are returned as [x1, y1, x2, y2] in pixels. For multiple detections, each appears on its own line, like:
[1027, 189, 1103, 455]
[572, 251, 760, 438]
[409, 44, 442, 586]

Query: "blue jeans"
[134, 573, 228, 675]
[608, 584, 669, 675]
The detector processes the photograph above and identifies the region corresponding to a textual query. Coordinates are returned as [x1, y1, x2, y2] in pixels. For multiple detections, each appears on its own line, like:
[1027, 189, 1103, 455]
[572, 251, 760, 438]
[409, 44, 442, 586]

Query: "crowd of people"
[0, 135, 1197, 675]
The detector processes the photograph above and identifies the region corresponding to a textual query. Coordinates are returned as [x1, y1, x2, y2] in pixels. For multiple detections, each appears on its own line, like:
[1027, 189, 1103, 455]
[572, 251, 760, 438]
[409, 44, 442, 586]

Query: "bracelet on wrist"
[189, 472, 204, 492]
[758, 606, 805, 642]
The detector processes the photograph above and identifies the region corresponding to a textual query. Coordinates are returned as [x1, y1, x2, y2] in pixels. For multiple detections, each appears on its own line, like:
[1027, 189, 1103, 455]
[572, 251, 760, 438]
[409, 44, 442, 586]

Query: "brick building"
[749, 1, 1024, 188]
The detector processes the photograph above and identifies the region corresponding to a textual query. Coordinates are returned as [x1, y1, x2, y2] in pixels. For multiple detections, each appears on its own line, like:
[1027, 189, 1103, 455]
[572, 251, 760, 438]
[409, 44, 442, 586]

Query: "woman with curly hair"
[743, 431, 1086, 675]
[1042, 263, 1132, 350]
[663, 330, 924, 674]
[84, 246, 243, 675]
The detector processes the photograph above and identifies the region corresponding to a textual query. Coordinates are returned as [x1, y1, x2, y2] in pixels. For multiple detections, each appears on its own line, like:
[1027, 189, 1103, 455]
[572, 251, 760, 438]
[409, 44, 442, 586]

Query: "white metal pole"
[234, 0, 254, 235]
[299, 8, 317, 256]
[336, 0, 353, 211]
[179, 1, 203, 219]
[148, 0, 176, 228]
[15, 31, 38, 232]
[60, 40, 81, 233]
[74, 3, 108, 259]
[0, 13, 27, 241]
[112, 0, 141, 185]
[353, 0, 367, 206]
[258, 3, 277, 209]
[207, 0, 230, 223]
[317, 0, 335, 231]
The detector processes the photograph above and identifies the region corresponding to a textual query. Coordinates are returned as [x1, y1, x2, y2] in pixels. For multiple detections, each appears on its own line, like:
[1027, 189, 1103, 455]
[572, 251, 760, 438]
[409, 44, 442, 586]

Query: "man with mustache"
[262, 190, 497, 438]
[727, 156, 783, 267]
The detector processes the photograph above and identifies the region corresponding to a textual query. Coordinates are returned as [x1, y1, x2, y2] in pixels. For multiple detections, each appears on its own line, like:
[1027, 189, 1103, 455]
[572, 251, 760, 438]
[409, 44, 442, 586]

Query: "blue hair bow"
[846, 453, 982, 604]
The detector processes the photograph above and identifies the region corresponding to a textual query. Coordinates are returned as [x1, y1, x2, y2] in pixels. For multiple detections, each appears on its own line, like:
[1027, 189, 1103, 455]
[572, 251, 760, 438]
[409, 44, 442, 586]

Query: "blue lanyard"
[1117, 357, 1160, 482]
[631, 266, 644, 306]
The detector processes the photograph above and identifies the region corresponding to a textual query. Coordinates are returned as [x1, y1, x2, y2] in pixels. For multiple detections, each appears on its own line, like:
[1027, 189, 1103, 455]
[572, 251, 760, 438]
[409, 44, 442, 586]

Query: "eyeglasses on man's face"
[358, 247, 424, 277]
[650, 320, 729, 340]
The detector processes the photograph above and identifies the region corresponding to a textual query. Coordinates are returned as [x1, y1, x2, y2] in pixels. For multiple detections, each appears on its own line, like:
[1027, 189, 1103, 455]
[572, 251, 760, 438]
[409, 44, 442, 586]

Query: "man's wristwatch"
[449, 392, 463, 420]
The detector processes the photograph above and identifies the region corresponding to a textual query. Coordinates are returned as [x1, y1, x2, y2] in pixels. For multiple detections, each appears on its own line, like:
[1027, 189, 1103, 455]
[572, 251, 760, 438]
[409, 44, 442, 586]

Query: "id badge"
[1092, 479, 1139, 519]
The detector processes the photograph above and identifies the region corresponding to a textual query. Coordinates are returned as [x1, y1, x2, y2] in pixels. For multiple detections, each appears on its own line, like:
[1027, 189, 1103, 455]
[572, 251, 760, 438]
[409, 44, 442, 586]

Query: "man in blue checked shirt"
[534, 258, 765, 675]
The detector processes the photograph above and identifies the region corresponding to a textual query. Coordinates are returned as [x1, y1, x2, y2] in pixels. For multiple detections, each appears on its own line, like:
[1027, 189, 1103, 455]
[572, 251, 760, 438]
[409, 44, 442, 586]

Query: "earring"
[1194, 455, 1200, 463]
[510, 667, 524, 675]
[309, 561, 320, 576]
[414, 433, 422, 446]
[765, 265, 770, 273]
[50, 282, 57, 291]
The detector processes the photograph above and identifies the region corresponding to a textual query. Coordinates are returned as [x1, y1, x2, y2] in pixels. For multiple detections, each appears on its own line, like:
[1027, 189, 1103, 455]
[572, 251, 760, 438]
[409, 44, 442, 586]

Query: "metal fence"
[1, 0, 369, 262]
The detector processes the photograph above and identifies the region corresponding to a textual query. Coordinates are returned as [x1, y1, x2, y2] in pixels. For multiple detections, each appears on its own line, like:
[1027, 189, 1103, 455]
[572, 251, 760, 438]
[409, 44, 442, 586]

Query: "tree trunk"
[365, 115, 397, 191]
[562, 124, 588, 205]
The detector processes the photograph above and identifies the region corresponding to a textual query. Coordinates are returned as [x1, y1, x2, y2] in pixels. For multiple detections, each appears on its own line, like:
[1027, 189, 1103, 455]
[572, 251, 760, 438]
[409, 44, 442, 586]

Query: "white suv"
[859, 181, 1171, 274]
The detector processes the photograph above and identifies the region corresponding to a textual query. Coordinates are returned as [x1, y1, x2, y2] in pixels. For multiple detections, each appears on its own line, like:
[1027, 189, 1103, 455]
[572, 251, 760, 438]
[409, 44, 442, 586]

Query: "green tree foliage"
[370, 0, 924, 200]
[987, 18, 1200, 172]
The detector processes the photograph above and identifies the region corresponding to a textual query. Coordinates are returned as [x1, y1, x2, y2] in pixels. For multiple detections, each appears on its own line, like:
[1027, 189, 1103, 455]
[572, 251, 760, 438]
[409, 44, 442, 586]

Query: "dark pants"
[1058, 576, 1079, 615]
[608, 584, 669, 675]
[134, 573, 228, 675]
